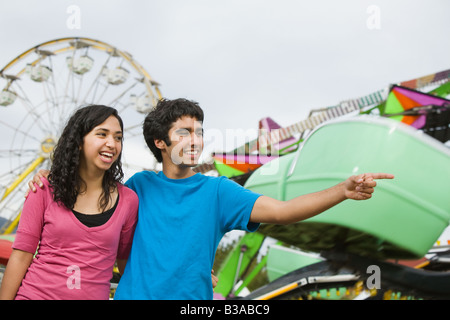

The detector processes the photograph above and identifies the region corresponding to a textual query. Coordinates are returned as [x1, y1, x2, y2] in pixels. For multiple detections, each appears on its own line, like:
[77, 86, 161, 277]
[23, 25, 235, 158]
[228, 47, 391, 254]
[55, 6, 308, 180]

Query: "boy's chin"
[181, 161, 199, 168]
[171, 158, 200, 167]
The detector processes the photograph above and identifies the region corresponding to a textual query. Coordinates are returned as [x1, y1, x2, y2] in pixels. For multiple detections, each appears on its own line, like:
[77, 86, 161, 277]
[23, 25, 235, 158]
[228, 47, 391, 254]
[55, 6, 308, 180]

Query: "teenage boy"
[28, 98, 394, 299]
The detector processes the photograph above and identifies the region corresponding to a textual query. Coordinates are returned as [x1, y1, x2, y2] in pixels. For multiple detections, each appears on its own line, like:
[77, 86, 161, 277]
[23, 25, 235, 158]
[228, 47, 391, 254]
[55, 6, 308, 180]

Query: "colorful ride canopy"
[384, 85, 450, 129]
[213, 153, 277, 177]
[213, 117, 298, 178]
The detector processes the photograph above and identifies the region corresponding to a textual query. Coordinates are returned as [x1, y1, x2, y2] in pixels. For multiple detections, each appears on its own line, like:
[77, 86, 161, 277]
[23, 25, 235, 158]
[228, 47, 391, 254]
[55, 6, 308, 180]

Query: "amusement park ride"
[0, 37, 449, 300]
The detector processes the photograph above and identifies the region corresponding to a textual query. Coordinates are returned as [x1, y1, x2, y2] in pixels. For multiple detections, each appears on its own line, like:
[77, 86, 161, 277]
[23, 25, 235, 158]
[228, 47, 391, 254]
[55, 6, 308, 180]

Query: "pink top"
[12, 179, 138, 300]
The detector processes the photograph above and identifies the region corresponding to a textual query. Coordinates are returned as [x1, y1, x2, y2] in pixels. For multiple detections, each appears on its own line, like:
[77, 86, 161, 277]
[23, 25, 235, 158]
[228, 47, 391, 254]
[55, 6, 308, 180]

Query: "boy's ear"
[154, 138, 166, 150]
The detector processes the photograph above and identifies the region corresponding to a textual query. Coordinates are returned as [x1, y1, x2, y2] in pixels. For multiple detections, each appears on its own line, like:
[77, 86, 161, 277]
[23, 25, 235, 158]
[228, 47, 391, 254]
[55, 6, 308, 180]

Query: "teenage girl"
[0, 105, 138, 300]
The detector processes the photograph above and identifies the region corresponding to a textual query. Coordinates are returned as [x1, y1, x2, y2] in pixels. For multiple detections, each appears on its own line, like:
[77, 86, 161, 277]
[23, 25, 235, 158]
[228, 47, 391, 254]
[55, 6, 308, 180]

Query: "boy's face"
[163, 116, 204, 166]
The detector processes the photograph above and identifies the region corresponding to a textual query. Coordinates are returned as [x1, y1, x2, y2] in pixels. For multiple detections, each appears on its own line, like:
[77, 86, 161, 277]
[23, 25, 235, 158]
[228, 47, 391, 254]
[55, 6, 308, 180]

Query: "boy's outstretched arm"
[249, 173, 394, 225]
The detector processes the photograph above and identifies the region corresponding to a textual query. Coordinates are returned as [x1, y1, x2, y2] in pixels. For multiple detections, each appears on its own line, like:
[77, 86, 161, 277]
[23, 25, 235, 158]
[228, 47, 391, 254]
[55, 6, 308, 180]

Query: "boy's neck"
[161, 159, 196, 180]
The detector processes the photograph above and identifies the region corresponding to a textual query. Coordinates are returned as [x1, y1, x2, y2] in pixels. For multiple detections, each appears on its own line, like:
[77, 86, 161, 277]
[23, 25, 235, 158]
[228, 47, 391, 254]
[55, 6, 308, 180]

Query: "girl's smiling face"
[80, 115, 123, 174]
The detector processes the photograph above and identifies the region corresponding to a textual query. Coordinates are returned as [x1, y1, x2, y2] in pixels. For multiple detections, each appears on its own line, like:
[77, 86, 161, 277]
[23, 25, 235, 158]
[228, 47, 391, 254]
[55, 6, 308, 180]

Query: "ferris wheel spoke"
[61, 49, 77, 114]
[108, 81, 139, 108]
[94, 82, 111, 105]
[41, 80, 59, 124]
[11, 83, 53, 134]
[89, 80, 103, 105]
[44, 56, 61, 109]
[0, 149, 38, 158]
[0, 156, 43, 180]
[47, 58, 70, 122]
[80, 54, 112, 105]
[75, 75, 85, 108]
[47, 55, 60, 100]
[0, 156, 46, 201]
[17, 97, 54, 135]
[0, 117, 43, 144]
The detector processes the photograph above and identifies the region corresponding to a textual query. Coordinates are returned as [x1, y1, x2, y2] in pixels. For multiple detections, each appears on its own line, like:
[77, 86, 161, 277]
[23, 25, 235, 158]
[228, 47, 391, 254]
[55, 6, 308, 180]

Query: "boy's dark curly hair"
[143, 98, 204, 162]
[48, 105, 124, 212]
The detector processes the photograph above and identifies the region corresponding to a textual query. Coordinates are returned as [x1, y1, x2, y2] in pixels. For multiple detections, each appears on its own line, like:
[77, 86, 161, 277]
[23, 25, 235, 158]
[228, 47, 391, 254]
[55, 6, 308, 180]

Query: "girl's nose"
[105, 136, 115, 148]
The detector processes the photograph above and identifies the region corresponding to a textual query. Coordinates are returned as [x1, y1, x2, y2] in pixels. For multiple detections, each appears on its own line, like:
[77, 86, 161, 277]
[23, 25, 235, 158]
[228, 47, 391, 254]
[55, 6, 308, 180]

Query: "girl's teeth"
[100, 152, 113, 158]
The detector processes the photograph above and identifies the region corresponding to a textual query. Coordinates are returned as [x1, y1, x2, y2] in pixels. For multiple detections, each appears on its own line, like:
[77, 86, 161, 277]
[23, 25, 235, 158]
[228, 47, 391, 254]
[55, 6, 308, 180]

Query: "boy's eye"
[176, 129, 190, 136]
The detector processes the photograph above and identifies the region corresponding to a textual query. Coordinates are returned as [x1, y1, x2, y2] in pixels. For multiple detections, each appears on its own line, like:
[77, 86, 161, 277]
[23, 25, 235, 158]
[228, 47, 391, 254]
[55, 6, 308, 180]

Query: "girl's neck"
[78, 165, 105, 193]
[75, 168, 115, 214]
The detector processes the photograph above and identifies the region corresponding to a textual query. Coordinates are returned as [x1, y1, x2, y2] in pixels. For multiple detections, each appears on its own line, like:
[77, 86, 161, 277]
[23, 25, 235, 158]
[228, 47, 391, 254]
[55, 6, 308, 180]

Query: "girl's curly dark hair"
[143, 98, 204, 162]
[48, 105, 124, 212]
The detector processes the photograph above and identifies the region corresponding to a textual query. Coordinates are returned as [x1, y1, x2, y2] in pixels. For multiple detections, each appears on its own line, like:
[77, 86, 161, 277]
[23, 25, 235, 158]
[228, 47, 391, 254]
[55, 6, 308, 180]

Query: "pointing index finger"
[367, 173, 395, 180]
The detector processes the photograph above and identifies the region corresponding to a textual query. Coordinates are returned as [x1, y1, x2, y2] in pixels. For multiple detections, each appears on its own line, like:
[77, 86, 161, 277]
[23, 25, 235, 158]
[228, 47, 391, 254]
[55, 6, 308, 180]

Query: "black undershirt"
[72, 195, 119, 228]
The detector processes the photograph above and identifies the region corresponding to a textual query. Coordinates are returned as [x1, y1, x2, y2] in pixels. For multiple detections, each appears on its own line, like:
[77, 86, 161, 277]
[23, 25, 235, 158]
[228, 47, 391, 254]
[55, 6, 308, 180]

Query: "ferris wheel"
[0, 37, 162, 233]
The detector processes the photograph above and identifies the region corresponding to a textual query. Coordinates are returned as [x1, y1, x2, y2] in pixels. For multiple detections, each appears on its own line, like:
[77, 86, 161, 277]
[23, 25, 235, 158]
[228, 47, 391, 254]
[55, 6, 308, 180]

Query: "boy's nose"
[191, 133, 203, 146]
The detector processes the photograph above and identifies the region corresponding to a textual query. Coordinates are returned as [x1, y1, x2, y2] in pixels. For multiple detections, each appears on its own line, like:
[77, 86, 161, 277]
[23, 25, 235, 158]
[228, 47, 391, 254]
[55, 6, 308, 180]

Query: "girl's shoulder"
[32, 177, 54, 197]
[23, 177, 54, 210]
[117, 182, 139, 202]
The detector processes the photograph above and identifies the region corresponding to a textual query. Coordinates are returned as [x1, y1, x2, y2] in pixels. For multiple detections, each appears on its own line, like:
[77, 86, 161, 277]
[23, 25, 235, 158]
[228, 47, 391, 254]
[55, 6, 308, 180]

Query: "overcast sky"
[1, 0, 449, 157]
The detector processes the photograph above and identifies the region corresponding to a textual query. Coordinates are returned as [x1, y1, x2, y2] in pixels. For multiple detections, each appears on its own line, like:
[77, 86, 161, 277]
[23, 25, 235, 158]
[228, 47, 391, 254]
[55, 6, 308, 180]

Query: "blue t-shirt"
[114, 171, 261, 300]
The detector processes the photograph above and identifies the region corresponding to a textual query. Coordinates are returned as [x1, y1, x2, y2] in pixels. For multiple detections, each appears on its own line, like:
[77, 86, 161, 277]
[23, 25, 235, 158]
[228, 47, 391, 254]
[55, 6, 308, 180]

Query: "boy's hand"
[25, 169, 50, 197]
[211, 269, 218, 289]
[344, 173, 394, 200]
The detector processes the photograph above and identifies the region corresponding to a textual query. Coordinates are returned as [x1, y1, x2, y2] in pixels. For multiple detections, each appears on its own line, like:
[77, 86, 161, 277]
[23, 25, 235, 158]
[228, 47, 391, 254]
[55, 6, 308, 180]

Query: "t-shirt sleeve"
[124, 174, 137, 192]
[12, 181, 48, 254]
[217, 177, 261, 233]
